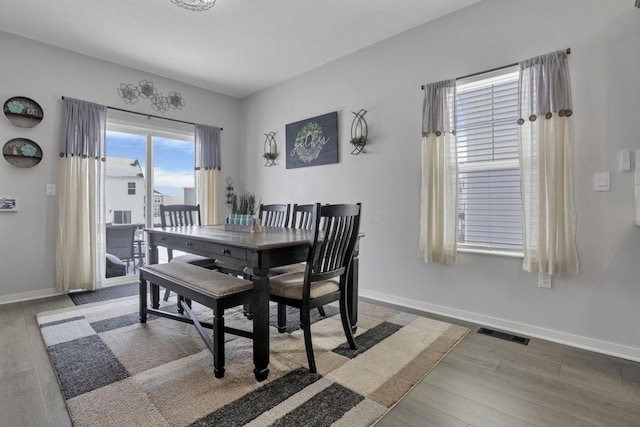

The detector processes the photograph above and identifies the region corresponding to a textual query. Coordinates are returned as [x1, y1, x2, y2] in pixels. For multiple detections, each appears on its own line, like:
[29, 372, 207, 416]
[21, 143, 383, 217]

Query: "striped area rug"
[37, 295, 468, 426]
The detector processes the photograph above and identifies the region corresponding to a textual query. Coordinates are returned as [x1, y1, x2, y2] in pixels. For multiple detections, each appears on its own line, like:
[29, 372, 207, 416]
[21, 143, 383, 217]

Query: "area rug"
[69, 282, 140, 305]
[37, 294, 469, 427]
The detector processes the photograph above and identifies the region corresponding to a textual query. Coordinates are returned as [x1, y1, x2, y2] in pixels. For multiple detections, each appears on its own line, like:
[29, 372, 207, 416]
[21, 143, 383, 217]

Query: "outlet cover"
[538, 272, 552, 288]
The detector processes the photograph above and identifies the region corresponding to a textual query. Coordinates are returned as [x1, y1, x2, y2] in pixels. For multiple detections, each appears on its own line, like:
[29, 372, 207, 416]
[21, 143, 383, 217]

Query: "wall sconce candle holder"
[263, 131, 278, 166]
[225, 176, 234, 205]
[350, 109, 368, 155]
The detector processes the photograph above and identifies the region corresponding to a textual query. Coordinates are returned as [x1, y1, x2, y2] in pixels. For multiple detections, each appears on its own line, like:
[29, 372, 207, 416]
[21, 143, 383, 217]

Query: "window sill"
[458, 246, 524, 259]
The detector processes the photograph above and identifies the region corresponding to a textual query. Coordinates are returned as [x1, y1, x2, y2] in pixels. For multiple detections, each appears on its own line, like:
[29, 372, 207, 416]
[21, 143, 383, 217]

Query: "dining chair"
[160, 204, 217, 301]
[289, 203, 315, 229]
[284, 203, 327, 317]
[258, 203, 290, 227]
[106, 224, 137, 274]
[268, 202, 361, 373]
[264, 203, 314, 276]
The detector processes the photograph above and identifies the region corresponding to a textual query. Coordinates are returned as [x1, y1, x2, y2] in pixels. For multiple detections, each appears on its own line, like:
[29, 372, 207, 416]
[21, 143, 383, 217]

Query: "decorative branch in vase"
[232, 192, 259, 215]
[228, 192, 261, 229]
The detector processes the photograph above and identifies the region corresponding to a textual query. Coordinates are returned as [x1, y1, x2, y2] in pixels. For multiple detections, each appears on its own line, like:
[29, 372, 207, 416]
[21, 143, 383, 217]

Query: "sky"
[106, 131, 195, 197]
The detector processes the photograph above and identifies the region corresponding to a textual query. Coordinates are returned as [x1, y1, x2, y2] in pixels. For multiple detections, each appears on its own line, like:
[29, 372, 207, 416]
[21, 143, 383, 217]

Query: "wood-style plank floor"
[1, 294, 639, 427]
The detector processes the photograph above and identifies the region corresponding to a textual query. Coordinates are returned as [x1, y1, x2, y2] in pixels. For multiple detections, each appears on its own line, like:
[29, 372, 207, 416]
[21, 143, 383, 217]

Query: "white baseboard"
[360, 289, 640, 363]
[0, 288, 67, 306]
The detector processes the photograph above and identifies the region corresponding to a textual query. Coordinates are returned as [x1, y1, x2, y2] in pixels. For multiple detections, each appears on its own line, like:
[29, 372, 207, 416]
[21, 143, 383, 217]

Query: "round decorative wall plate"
[3, 138, 43, 168]
[3, 96, 44, 128]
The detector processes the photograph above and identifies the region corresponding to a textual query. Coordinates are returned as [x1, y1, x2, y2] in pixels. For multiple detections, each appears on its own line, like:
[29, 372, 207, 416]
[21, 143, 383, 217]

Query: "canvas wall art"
[286, 111, 338, 169]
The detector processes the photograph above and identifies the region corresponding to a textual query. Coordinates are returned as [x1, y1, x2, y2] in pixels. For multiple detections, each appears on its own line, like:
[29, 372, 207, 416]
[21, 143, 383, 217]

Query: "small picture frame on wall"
[0, 197, 17, 212]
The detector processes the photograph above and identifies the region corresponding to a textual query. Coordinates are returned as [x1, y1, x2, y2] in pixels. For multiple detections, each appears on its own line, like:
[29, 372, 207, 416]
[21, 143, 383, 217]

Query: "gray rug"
[38, 295, 469, 426]
[69, 283, 139, 305]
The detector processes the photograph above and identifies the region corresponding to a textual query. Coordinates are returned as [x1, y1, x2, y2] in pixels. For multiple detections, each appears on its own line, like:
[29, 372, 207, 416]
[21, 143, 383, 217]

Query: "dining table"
[143, 224, 361, 381]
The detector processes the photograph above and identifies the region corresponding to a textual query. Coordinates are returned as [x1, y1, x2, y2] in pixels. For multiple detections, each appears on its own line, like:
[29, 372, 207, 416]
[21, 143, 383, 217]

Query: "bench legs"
[213, 302, 225, 378]
[139, 268, 263, 381]
[179, 299, 226, 378]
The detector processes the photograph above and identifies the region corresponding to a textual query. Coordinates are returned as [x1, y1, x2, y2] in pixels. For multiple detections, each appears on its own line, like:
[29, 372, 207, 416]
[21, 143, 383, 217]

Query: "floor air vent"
[477, 327, 530, 345]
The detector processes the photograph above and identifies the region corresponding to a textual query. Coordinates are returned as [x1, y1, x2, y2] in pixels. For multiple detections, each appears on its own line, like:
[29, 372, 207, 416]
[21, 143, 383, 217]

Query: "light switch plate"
[46, 184, 56, 196]
[594, 172, 610, 192]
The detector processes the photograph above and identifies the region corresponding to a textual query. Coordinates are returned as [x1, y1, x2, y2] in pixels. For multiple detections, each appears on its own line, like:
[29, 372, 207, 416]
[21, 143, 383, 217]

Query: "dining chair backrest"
[106, 224, 136, 262]
[290, 203, 315, 230]
[259, 203, 290, 227]
[306, 203, 361, 285]
[160, 204, 202, 227]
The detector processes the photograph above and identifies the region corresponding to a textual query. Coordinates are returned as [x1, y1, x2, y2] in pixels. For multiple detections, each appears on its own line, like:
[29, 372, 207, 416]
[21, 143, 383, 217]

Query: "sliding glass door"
[104, 119, 194, 284]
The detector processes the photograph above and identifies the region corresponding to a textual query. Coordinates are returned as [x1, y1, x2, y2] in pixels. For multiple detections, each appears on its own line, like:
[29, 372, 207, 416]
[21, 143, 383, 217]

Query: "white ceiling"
[0, 0, 480, 99]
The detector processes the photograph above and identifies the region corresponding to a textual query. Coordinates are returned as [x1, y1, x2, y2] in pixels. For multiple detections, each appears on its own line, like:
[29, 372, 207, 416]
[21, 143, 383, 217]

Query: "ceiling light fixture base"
[170, 0, 216, 12]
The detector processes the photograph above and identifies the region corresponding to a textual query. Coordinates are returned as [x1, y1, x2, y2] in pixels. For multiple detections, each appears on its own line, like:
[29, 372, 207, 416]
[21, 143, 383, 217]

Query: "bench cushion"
[143, 262, 252, 297]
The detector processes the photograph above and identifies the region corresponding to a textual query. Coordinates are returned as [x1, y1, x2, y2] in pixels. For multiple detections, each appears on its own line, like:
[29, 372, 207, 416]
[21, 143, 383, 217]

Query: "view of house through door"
[104, 120, 195, 284]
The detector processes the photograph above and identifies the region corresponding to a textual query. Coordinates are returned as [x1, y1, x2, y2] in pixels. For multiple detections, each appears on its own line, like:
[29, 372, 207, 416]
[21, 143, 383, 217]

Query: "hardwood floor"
[1, 295, 638, 427]
[373, 301, 640, 427]
[0, 295, 75, 427]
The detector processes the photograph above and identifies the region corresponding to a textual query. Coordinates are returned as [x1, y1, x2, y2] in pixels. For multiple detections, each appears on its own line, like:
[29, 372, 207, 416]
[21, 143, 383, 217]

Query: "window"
[128, 182, 136, 195]
[455, 67, 523, 254]
[113, 210, 131, 224]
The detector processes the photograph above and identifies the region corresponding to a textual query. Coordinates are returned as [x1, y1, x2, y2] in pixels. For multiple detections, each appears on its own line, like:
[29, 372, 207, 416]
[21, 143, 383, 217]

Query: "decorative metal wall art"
[285, 111, 338, 169]
[350, 109, 368, 155]
[3, 96, 43, 128]
[263, 132, 277, 167]
[117, 80, 185, 113]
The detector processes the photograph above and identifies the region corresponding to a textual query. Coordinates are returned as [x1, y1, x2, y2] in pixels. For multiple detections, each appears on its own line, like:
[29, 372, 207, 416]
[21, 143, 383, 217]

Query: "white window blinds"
[455, 67, 523, 252]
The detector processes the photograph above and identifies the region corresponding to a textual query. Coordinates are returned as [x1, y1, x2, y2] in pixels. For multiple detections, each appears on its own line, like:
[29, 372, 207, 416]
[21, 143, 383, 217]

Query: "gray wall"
[1, 0, 639, 362]
[0, 31, 242, 302]
[240, 0, 640, 360]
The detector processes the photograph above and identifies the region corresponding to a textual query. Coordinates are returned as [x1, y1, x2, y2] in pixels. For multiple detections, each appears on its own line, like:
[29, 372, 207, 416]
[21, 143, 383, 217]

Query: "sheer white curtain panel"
[57, 98, 107, 291]
[518, 50, 579, 275]
[195, 124, 222, 225]
[419, 79, 458, 264]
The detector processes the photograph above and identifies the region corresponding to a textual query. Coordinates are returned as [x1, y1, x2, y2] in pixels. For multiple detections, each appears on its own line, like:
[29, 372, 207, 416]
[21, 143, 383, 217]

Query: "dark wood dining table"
[143, 224, 361, 381]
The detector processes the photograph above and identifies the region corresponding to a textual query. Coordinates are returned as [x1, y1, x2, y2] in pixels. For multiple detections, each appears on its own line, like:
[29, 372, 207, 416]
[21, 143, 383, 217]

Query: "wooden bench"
[139, 262, 254, 378]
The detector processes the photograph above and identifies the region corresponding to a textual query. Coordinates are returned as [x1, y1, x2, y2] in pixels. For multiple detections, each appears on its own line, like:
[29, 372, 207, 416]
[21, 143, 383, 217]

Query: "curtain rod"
[421, 48, 571, 90]
[60, 96, 222, 130]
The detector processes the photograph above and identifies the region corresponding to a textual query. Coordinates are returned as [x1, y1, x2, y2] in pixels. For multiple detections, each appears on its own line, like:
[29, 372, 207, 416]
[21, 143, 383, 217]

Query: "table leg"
[251, 267, 270, 381]
[148, 241, 160, 309]
[148, 241, 158, 265]
[151, 284, 160, 309]
[139, 278, 147, 323]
